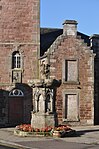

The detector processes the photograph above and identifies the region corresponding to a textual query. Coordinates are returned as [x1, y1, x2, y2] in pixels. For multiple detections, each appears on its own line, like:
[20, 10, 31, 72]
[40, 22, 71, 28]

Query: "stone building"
[0, 0, 99, 127]
[40, 20, 95, 126]
[40, 24, 99, 126]
[0, 0, 40, 126]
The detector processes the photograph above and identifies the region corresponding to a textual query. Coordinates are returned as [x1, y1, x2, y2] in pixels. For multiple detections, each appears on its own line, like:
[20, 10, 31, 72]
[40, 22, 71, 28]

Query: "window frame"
[62, 90, 80, 122]
[62, 58, 79, 84]
[12, 51, 22, 69]
[9, 89, 24, 97]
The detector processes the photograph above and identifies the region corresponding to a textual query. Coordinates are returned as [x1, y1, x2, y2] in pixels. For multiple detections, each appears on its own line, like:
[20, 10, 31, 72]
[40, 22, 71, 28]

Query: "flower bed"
[53, 125, 76, 137]
[14, 124, 53, 137]
[14, 124, 75, 137]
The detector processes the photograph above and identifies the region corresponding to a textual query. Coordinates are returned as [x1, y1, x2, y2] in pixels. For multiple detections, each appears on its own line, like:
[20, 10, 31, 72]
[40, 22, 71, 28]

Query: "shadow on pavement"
[61, 128, 99, 138]
[75, 129, 99, 137]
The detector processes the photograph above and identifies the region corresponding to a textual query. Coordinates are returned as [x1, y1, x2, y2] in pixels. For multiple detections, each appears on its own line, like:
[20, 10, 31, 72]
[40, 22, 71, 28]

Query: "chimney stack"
[63, 20, 78, 37]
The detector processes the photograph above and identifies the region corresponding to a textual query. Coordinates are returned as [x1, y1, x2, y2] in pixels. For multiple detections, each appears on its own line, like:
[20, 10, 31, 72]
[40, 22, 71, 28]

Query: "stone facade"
[0, 0, 40, 126]
[41, 20, 95, 126]
[0, 0, 99, 127]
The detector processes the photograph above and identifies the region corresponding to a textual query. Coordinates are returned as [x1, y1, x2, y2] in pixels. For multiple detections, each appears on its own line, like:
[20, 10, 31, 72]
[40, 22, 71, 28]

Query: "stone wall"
[90, 35, 99, 124]
[0, 0, 40, 126]
[0, 0, 40, 85]
[0, 0, 40, 43]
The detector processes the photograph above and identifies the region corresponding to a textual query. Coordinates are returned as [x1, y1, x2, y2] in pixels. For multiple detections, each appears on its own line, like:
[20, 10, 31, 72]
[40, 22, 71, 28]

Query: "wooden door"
[9, 97, 23, 125]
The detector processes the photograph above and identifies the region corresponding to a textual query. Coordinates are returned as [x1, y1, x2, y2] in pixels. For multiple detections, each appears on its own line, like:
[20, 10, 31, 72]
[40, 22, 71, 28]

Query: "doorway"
[8, 97, 23, 126]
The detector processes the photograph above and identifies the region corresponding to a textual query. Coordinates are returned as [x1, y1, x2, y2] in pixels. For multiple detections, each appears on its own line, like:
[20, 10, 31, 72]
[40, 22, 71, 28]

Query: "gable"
[40, 28, 90, 56]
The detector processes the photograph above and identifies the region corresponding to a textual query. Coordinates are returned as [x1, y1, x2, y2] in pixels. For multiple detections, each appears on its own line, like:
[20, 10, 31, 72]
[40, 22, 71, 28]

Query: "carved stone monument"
[29, 79, 59, 129]
[28, 57, 60, 129]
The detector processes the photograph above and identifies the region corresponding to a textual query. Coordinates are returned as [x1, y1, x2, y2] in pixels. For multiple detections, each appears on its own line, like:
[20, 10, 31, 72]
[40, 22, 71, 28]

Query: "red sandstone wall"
[0, 0, 40, 126]
[0, 0, 40, 42]
[0, 0, 40, 85]
[50, 36, 94, 125]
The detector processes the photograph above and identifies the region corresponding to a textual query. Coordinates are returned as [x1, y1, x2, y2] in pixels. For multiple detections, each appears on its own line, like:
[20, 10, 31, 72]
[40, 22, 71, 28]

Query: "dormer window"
[12, 51, 22, 69]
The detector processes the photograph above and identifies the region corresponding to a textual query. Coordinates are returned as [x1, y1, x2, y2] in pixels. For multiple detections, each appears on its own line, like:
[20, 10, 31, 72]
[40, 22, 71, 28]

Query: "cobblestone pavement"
[0, 126, 99, 149]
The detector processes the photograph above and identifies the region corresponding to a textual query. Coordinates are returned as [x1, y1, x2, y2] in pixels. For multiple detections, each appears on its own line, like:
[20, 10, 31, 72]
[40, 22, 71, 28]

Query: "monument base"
[31, 112, 56, 129]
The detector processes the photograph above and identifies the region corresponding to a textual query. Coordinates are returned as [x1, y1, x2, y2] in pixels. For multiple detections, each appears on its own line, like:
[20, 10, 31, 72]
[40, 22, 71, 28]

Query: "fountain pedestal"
[31, 112, 55, 129]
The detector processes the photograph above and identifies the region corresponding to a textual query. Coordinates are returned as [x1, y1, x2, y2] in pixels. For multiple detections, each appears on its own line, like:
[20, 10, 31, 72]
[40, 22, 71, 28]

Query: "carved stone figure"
[40, 59, 50, 79]
[45, 89, 53, 113]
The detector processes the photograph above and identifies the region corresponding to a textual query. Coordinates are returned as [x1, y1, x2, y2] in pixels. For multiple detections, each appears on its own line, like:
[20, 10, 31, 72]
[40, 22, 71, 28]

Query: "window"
[11, 51, 23, 83]
[9, 89, 24, 96]
[12, 51, 22, 69]
[63, 93, 79, 121]
[64, 60, 78, 82]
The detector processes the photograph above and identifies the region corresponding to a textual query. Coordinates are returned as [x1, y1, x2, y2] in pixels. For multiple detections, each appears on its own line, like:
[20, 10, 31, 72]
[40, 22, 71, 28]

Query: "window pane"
[17, 56, 21, 68]
[13, 56, 16, 68]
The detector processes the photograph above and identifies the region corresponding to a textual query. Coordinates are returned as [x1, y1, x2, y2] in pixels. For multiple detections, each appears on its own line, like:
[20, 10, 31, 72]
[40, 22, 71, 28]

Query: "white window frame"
[12, 51, 22, 69]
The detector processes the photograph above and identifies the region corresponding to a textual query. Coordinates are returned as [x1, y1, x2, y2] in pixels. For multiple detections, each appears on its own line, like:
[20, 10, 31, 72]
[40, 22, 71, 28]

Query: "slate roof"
[40, 28, 90, 56]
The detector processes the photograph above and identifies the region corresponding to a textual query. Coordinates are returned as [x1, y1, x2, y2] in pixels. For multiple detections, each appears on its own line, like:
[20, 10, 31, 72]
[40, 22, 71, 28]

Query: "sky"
[40, 0, 99, 36]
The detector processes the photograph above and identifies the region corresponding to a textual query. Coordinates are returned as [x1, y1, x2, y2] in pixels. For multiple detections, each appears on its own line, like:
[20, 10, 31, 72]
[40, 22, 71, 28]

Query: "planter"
[14, 129, 52, 137]
[53, 131, 61, 137]
[53, 129, 76, 138]
[14, 124, 76, 138]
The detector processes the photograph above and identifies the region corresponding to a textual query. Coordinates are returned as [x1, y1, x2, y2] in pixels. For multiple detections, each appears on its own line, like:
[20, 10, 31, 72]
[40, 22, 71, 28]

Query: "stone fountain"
[28, 56, 61, 129]
[29, 78, 60, 129]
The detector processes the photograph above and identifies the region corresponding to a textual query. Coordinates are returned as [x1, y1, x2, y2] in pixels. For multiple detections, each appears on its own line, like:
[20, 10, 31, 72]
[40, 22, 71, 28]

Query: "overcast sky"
[40, 0, 99, 35]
